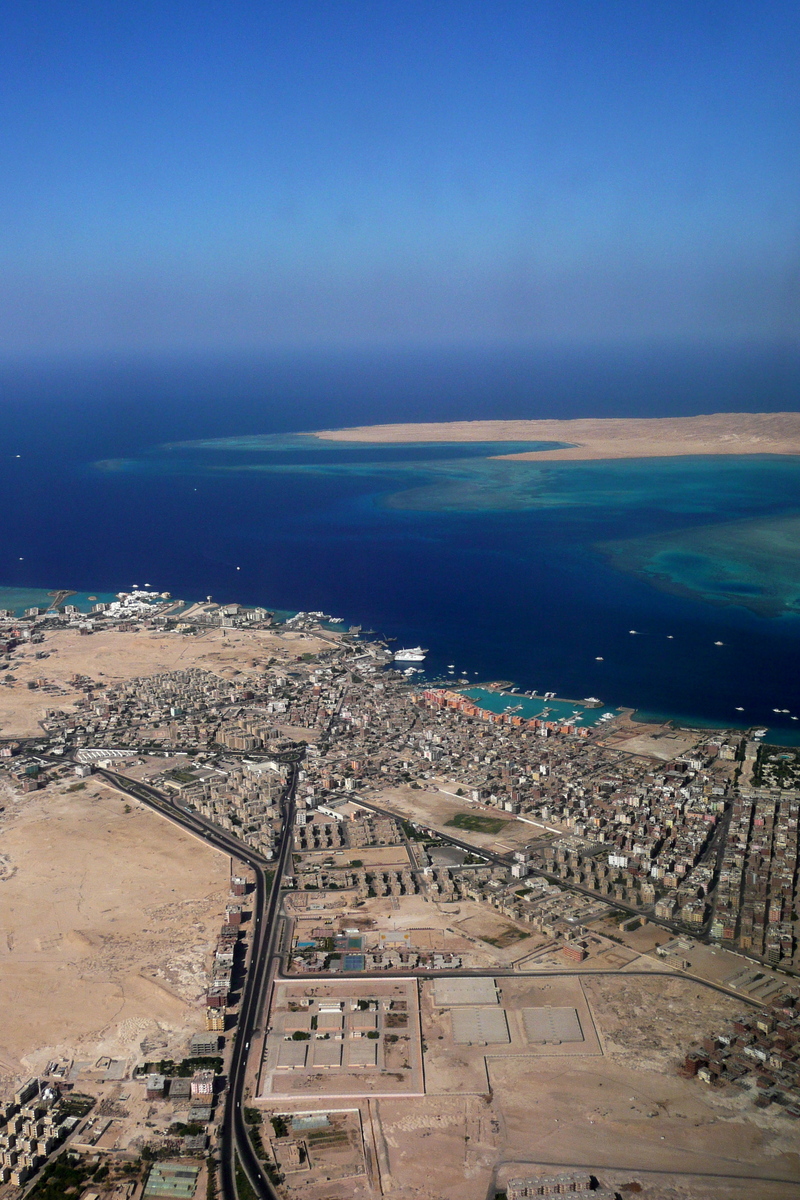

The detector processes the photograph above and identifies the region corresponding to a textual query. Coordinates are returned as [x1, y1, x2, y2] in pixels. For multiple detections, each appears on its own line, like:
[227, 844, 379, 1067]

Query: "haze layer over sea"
[2, 344, 799, 738]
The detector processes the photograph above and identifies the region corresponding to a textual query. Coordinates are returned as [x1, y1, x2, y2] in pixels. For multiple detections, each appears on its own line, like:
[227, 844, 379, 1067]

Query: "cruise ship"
[393, 646, 428, 662]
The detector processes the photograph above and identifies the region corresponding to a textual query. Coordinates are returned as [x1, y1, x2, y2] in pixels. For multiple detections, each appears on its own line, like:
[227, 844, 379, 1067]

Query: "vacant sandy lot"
[613, 729, 703, 761]
[367, 785, 535, 854]
[314, 412, 800, 462]
[0, 773, 229, 1095]
[371, 972, 800, 1200]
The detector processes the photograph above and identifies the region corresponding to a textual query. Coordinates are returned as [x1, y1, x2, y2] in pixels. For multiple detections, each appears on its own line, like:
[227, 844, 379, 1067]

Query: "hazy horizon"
[1, 2, 798, 356]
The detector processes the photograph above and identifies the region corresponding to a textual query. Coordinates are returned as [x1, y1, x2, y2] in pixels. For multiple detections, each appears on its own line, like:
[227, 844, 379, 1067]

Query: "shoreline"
[312, 412, 800, 462]
[2, 581, 795, 746]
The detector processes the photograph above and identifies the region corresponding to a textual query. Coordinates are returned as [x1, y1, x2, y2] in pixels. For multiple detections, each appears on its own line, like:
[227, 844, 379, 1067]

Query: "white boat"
[394, 646, 428, 662]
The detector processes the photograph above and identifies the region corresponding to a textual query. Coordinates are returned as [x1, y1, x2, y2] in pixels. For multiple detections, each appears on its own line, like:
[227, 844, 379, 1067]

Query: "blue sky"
[1, 1, 798, 353]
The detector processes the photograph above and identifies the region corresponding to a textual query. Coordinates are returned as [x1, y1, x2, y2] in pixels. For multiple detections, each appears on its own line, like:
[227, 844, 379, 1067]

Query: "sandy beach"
[313, 412, 800, 461]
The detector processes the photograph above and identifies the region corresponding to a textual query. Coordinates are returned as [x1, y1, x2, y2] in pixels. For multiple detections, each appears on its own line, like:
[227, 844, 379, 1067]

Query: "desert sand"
[313, 412, 800, 461]
[0, 774, 230, 1092]
[361, 971, 800, 1200]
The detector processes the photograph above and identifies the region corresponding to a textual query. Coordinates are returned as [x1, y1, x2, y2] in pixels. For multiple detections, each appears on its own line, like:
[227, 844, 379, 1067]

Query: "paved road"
[277, 964, 764, 1007]
[97, 767, 297, 1200]
[487, 1158, 800, 1196]
[220, 767, 296, 1200]
[351, 796, 694, 937]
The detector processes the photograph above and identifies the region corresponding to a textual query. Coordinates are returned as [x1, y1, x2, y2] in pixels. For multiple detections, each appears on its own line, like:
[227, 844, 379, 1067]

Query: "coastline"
[312, 412, 800, 461]
[4, 582, 797, 745]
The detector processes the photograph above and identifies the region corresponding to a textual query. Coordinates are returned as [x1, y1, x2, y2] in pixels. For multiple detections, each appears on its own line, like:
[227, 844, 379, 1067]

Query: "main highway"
[93, 763, 781, 1200]
[97, 766, 297, 1200]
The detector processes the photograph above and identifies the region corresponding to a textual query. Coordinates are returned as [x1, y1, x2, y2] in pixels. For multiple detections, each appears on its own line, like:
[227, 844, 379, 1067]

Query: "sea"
[2, 343, 800, 741]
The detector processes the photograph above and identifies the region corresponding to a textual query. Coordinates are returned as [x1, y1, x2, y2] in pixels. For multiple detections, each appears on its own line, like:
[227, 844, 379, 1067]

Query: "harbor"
[456, 686, 613, 728]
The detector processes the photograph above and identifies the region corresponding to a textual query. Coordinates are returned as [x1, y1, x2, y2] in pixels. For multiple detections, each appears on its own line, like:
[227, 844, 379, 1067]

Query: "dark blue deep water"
[2, 344, 800, 736]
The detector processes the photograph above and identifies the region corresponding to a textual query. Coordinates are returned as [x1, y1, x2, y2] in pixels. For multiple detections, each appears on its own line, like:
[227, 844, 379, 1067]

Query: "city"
[0, 593, 798, 1200]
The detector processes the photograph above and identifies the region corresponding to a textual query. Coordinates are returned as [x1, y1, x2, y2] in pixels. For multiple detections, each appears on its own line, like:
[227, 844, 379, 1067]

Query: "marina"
[457, 686, 612, 728]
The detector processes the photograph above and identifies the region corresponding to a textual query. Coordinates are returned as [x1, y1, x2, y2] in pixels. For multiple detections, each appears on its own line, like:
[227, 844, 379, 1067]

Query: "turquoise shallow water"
[0, 587, 118, 614]
[70, 438, 800, 740]
[3, 341, 800, 742]
[120, 438, 800, 621]
[459, 687, 609, 727]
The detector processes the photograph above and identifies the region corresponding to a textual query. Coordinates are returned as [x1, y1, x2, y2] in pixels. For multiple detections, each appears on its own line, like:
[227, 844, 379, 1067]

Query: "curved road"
[98, 766, 296, 1200]
[96, 767, 775, 1200]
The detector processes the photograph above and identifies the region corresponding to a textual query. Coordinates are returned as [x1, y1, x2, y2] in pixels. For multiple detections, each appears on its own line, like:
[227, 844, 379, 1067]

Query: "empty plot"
[522, 1007, 583, 1044]
[451, 1007, 510, 1045]
[434, 977, 498, 1006]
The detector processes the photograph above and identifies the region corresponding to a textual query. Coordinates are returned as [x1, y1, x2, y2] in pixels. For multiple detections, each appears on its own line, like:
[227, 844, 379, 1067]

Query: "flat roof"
[347, 1039, 378, 1066]
[317, 1011, 344, 1029]
[433, 977, 498, 1006]
[350, 1010, 377, 1029]
[522, 1006, 584, 1044]
[451, 1007, 510, 1045]
[312, 1039, 343, 1067]
[281, 1012, 312, 1032]
[144, 1162, 200, 1198]
[277, 1041, 309, 1069]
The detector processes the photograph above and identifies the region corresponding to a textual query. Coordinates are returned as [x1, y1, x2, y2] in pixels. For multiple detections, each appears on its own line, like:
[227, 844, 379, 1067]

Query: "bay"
[1, 344, 799, 739]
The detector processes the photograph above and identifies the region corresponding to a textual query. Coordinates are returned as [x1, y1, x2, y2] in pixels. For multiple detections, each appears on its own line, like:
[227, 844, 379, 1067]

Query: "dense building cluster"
[712, 787, 799, 963]
[0, 1079, 79, 1187]
[684, 991, 800, 1117]
[2, 595, 799, 1000]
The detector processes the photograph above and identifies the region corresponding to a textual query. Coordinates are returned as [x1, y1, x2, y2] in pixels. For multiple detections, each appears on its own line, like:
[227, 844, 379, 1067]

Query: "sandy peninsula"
[313, 412, 800, 461]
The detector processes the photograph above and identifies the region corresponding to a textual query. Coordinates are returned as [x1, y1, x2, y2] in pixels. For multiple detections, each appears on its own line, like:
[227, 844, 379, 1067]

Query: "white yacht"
[394, 646, 428, 662]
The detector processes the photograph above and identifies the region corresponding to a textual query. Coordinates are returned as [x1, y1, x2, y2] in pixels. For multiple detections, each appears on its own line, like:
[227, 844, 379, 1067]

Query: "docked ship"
[394, 646, 428, 662]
